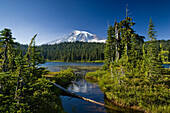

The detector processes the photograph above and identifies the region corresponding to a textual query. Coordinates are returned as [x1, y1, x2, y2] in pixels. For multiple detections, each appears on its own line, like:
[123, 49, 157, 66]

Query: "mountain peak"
[73, 30, 93, 35]
[47, 30, 106, 44]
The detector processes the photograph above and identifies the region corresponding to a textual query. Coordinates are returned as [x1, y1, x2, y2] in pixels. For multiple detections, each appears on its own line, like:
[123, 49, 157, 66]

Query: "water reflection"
[40, 62, 104, 72]
[61, 78, 106, 113]
[42, 62, 144, 113]
[68, 79, 98, 93]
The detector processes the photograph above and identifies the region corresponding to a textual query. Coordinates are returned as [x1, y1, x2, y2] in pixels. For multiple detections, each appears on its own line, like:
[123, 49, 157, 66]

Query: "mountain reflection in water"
[61, 78, 106, 113]
[42, 62, 144, 113]
[68, 79, 98, 93]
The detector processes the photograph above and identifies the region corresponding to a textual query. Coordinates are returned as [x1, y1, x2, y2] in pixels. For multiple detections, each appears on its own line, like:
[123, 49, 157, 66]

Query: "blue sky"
[0, 0, 169, 45]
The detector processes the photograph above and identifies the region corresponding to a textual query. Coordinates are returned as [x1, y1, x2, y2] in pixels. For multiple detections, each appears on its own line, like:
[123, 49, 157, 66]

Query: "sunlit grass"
[85, 68, 170, 113]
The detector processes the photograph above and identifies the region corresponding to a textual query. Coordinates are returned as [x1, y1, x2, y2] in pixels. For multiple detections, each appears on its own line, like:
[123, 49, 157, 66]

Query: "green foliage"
[86, 17, 170, 113]
[86, 70, 107, 80]
[52, 68, 75, 87]
[0, 31, 66, 112]
[19, 40, 170, 63]
[21, 41, 105, 62]
[0, 28, 18, 72]
[148, 18, 157, 41]
[144, 40, 170, 62]
[26, 78, 65, 113]
[104, 25, 115, 67]
[145, 18, 163, 77]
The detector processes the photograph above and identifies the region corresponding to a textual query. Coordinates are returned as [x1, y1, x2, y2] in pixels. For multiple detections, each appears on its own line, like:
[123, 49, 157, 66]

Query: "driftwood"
[49, 81, 116, 110]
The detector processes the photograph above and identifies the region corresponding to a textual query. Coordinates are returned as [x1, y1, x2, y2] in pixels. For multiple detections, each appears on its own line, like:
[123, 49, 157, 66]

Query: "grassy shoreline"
[85, 69, 170, 113]
[163, 62, 170, 64]
[45, 59, 104, 63]
[46, 60, 170, 64]
[85, 74, 146, 112]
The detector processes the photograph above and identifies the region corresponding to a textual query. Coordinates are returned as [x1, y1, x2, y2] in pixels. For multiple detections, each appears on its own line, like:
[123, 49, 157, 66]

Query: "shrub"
[86, 70, 107, 80]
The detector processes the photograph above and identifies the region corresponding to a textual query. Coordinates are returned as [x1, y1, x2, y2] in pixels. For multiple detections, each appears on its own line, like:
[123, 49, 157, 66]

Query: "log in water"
[50, 81, 116, 110]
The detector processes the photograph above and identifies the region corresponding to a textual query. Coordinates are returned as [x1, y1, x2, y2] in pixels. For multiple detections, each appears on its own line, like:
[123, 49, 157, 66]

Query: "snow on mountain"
[47, 30, 106, 44]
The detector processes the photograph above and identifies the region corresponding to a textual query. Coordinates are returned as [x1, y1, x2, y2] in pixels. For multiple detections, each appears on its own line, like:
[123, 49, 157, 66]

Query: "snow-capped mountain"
[47, 30, 106, 44]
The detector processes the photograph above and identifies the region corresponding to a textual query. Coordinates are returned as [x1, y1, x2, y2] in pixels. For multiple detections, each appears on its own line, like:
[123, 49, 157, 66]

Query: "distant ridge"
[47, 30, 106, 44]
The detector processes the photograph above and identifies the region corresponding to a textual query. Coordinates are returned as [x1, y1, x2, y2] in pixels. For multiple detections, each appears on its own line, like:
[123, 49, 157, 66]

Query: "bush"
[52, 68, 75, 87]
[86, 70, 107, 80]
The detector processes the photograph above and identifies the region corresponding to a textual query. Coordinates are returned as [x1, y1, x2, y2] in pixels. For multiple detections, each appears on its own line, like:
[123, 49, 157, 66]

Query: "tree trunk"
[15, 67, 22, 104]
[28, 54, 31, 77]
[111, 63, 113, 78]
[115, 21, 119, 63]
[50, 81, 115, 110]
[2, 43, 8, 72]
[126, 44, 128, 56]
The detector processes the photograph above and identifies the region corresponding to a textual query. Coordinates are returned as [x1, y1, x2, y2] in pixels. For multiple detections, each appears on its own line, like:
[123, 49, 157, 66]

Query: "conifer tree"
[146, 18, 163, 77]
[31, 41, 45, 76]
[25, 34, 37, 77]
[114, 19, 120, 63]
[104, 25, 116, 77]
[14, 51, 26, 105]
[119, 17, 135, 58]
[0, 28, 16, 72]
[104, 25, 114, 65]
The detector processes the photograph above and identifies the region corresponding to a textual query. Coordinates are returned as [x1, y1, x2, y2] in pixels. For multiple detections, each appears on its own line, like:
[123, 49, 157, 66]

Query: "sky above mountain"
[0, 0, 169, 45]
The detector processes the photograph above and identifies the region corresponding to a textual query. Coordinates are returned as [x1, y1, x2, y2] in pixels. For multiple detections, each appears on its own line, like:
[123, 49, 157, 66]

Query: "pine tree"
[104, 25, 115, 69]
[0, 28, 16, 72]
[104, 25, 116, 78]
[31, 40, 45, 76]
[115, 19, 120, 63]
[146, 18, 163, 78]
[25, 34, 37, 77]
[14, 51, 27, 105]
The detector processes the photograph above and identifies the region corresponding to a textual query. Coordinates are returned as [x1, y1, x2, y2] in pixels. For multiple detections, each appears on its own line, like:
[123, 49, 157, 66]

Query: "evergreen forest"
[20, 40, 170, 62]
[0, 29, 74, 112]
[86, 17, 170, 113]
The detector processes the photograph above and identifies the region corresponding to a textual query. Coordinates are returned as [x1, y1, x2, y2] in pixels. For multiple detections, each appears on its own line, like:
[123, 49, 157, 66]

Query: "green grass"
[45, 59, 104, 63]
[163, 62, 170, 64]
[85, 68, 170, 113]
[51, 68, 75, 87]
[86, 70, 107, 80]
[46, 59, 170, 64]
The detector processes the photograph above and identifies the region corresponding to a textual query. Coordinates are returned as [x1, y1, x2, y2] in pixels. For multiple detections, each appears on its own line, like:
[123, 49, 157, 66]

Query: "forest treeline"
[21, 42, 105, 62]
[20, 40, 170, 62]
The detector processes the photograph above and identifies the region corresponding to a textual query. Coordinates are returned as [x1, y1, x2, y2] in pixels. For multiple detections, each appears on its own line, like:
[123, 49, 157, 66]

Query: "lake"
[162, 64, 170, 68]
[41, 62, 104, 72]
[42, 62, 107, 113]
[42, 62, 143, 113]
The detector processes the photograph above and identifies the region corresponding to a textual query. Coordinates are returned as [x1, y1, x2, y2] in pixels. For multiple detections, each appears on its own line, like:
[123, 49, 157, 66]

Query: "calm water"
[61, 79, 106, 113]
[162, 64, 170, 68]
[41, 62, 104, 72]
[42, 62, 107, 113]
[42, 62, 169, 113]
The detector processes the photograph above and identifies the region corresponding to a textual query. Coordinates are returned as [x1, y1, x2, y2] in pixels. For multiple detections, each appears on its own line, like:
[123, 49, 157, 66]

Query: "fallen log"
[49, 81, 116, 110]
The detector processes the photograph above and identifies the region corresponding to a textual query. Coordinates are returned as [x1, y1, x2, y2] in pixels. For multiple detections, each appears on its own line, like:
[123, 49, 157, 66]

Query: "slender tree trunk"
[115, 21, 119, 63]
[110, 40, 114, 78]
[121, 66, 124, 76]
[111, 63, 113, 78]
[0, 84, 2, 94]
[126, 43, 128, 57]
[115, 20, 120, 80]
[2, 43, 8, 72]
[15, 66, 22, 104]
[28, 60, 30, 77]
